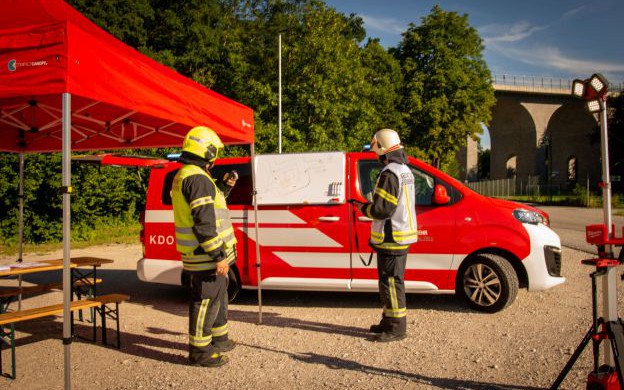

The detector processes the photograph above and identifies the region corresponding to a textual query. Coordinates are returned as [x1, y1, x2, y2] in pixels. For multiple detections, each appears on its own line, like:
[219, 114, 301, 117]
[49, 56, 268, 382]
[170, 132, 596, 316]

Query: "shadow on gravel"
[233, 289, 473, 313]
[240, 342, 544, 390]
[229, 309, 369, 338]
[7, 319, 189, 366]
[5, 269, 189, 317]
[6, 269, 473, 318]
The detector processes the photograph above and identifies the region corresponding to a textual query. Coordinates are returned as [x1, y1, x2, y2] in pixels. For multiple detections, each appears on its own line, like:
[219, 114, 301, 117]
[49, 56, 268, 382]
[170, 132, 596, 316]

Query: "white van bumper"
[522, 224, 566, 291]
[137, 258, 183, 286]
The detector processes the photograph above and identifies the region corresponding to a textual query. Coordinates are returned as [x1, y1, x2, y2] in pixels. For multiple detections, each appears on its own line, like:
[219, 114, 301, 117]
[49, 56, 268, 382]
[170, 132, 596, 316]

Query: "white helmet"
[371, 128, 403, 156]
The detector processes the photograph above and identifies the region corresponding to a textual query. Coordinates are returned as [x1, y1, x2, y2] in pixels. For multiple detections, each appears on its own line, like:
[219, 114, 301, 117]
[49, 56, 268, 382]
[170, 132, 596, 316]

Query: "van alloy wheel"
[457, 253, 519, 313]
[463, 263, 501, 306]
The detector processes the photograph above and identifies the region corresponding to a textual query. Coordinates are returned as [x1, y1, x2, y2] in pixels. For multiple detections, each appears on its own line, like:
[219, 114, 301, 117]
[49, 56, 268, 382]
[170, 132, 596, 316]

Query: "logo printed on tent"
[7, 60, 49, 72]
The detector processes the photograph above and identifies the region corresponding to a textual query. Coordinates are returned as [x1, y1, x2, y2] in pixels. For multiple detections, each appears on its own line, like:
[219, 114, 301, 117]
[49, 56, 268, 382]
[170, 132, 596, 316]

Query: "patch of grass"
[0, 220, 141, 257]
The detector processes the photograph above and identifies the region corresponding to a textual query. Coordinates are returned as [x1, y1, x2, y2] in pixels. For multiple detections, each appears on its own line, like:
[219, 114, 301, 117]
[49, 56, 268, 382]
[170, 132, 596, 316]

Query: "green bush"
[0, 152, 149, 246]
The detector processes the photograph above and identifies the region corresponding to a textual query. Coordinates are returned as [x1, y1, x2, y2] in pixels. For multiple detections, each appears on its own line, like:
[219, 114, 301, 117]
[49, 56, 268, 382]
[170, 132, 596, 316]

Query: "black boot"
[190, 352, 229, 367]
[369, 316, 391, 333]
[373, 317, 406, 342]
[374, 332, 407, 343]
[212, 339, 236, 353]
[369, 323, 384, 333]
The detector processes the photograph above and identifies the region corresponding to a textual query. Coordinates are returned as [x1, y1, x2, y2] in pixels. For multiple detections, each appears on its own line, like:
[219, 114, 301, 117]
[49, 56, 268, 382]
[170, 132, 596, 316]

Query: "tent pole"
[17, 153, 24, 310]
[18, 152, 24, 262]
[250, 143, 262, 324]
[62, 92, 72, 390]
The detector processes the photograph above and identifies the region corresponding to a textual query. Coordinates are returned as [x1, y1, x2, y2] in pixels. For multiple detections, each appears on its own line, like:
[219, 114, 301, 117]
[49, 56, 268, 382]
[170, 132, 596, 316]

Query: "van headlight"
[513, 209, 545, 225]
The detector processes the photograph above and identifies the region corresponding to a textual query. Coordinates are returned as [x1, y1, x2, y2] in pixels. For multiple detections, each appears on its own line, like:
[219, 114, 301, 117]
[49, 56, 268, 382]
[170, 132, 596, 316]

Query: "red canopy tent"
[0, 0, 257, 387]
[0, 0, 254, 150]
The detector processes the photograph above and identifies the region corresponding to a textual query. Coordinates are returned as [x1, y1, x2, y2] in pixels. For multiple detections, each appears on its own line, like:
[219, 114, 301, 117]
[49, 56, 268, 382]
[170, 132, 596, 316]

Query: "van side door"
[350, 157, 457, 292]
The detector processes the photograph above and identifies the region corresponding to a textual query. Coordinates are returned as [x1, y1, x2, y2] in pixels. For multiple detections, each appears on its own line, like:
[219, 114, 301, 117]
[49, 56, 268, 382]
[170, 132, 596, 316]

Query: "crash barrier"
[0, 293, 129, 379]
[0, 278, 103, 314]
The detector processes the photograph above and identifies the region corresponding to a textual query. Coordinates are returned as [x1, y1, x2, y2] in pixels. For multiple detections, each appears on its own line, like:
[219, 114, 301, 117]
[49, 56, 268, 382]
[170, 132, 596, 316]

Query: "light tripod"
[550, 251, 624, 389]
[550, 74, 623, 389]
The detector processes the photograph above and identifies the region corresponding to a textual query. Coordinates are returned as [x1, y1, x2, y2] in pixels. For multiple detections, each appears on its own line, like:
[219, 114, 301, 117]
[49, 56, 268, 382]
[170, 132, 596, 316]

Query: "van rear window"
[210, 163, 252, 205]
[161, 163, 252, 206]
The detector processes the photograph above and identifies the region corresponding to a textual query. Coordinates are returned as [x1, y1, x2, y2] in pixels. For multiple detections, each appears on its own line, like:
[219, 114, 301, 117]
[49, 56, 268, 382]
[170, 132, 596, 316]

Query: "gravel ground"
[1, 243, 623, 390]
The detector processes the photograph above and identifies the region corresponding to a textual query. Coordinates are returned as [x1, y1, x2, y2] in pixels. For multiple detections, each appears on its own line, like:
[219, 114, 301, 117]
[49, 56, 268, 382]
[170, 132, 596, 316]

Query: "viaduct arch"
[459, 87, 600, 189]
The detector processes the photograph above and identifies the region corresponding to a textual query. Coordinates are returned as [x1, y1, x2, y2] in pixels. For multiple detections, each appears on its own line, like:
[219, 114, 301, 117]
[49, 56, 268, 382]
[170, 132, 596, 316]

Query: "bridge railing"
[492, 74, 624, 93]
[467, 175, 560, 199]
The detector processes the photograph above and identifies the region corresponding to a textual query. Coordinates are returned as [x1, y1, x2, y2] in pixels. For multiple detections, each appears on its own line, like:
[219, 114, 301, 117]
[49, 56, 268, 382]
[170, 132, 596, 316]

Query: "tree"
[478, 146, 490, 179]
[239, 1, 401, 154]
[394, 5, 495, 169]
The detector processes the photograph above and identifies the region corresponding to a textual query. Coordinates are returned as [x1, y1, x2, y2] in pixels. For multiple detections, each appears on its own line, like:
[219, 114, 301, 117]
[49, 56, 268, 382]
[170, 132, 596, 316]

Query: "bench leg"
[0, 297, 13, 314]
[96, 303, 122, 349]
[100, 304, 107, 346]
[0, 324, 16, 379]
[10, 325, 15, 379]
[116, 303, 121, 349]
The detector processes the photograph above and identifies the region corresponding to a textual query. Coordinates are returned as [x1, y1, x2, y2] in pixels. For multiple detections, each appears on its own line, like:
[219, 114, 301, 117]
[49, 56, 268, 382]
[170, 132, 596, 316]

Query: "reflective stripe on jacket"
[172, 164, 237, 272]
[370, 162, 417, 248]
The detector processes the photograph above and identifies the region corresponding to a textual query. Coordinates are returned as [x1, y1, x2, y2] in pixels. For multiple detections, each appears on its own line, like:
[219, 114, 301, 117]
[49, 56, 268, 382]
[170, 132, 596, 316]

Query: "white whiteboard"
[254, 152, 346, 205]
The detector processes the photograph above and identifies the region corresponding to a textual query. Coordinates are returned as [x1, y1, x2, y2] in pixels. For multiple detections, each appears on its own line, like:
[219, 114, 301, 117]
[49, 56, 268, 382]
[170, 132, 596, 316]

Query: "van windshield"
[161, 162, 252, 206]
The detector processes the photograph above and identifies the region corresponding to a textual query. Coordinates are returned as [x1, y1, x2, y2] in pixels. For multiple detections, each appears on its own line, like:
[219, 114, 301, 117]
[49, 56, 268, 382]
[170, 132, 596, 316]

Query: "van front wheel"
[457, 254, 518, 313]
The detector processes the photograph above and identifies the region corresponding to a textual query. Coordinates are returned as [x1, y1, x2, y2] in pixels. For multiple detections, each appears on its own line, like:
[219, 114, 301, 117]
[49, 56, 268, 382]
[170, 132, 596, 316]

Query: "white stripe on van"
[258, 277, 446, 293]
[145, 210, 174, 223]
[229, 209, 306, 224]
[241, 228, 342, 248]
[274, 252, 458, 270]
[145, 209, 306, 224]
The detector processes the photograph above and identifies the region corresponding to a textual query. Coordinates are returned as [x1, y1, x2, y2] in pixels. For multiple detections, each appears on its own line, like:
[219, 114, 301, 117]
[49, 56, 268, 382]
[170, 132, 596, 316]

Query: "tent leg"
[250, 143, 262, 325]
[17, 154, 24, 310]
[62, 92, 72, 390]
[18, 153, 24, 262]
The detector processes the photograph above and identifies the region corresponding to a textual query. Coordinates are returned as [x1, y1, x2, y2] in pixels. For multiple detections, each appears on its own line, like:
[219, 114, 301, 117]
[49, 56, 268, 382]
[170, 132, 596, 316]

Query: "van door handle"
[318, 216, 340, 222]
[358, 216, 373, 222]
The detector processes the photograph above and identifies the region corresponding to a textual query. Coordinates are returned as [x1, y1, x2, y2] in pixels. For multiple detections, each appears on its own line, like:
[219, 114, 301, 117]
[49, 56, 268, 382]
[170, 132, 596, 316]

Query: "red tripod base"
[587, 365, 620, 390]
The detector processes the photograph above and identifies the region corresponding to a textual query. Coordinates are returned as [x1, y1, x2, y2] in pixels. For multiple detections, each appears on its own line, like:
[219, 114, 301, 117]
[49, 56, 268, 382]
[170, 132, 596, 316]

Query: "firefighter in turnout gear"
[172, 126, 238, 367]
[354, 129, 417, 342]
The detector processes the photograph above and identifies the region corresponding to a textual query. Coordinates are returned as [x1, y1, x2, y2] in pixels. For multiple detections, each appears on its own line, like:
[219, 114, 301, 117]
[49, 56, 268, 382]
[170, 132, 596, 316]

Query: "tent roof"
[0, 0, 254, 152]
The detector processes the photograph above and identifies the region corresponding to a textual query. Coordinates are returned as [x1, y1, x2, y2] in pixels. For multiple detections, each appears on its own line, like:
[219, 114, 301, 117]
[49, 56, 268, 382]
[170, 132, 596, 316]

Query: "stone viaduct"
[457, 80, 603, 191]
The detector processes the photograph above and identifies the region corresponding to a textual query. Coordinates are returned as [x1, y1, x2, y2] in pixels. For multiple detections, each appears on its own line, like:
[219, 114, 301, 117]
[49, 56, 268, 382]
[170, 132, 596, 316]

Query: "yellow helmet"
[182, 126, 224, 162]
[371, 128, 403, 156]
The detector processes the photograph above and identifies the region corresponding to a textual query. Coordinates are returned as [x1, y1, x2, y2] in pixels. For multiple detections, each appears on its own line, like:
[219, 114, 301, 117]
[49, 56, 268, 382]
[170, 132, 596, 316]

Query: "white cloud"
[480, 21, 548, 44]
[488, 43, 624, 77]
[361, 14, 405, 35]
[561, 5, 586, 21]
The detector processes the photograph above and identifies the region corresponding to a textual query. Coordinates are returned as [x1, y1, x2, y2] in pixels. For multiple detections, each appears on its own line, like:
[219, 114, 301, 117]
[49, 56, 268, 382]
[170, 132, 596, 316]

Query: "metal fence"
[492, 74, 624, 93]
[467, 175, 562, 199]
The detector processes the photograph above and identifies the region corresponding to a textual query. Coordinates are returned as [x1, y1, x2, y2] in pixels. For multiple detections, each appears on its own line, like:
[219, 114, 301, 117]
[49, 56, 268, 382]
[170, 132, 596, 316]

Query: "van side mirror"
[433, 184, 450, 205]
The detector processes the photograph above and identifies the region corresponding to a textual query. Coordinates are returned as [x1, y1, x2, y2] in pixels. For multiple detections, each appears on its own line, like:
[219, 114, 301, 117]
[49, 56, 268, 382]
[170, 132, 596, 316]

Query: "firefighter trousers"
[376, 251, 407, 335]
[186, 271, 230, 362]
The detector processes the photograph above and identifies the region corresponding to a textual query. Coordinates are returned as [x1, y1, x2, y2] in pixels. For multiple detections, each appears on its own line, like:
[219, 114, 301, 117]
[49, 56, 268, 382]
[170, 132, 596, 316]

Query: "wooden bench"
[0, 278, 103, 313]
[0, 293, 129, 379]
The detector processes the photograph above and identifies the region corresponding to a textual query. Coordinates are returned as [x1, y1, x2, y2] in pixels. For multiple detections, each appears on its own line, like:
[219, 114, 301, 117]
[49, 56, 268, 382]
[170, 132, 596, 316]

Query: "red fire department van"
[88, 151, 564, 313]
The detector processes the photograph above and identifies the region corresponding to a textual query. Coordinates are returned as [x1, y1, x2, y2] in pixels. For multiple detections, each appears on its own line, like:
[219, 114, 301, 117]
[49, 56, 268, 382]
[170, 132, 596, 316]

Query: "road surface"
[539, 206, 624, 253]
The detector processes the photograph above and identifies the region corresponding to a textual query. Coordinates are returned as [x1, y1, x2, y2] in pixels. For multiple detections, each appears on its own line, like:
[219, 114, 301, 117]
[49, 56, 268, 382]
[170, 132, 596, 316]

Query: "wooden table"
[0, 257, 114, 312]
[0, 257, 113, 277]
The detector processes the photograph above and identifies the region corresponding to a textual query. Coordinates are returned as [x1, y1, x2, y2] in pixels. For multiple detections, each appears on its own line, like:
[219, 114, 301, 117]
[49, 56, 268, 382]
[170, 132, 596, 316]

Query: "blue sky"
[324, 0, 624, 149]
[325, 0, 624, 82]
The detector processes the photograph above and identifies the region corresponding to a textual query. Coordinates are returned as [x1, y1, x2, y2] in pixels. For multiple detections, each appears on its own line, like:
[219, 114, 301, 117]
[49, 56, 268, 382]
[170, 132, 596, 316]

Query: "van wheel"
[227, 266, 241, 303]
[457, 254, 518, 313]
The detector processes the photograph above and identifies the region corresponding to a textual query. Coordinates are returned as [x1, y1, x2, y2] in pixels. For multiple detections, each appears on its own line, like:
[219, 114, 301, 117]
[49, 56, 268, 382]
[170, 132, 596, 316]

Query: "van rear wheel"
[227, 266, 241, 303]
[457, 254, 518, 313]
